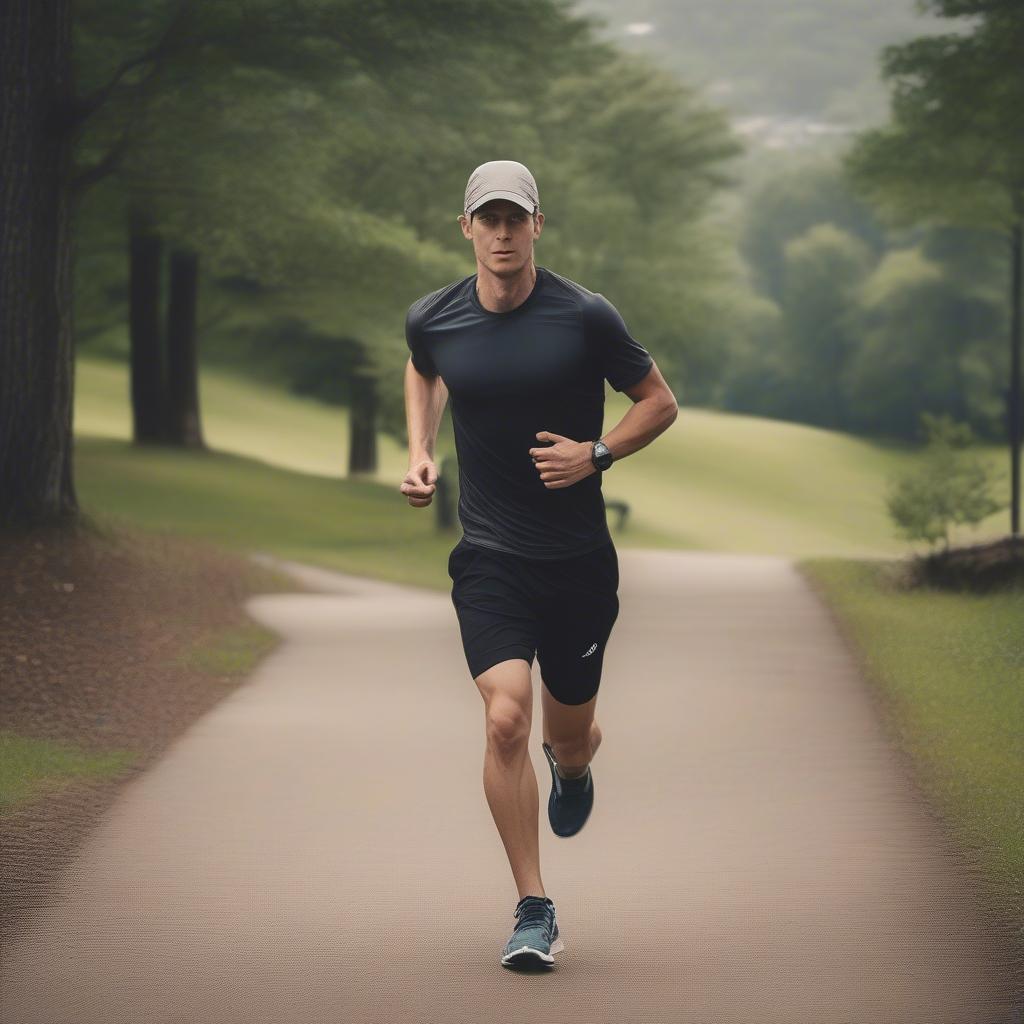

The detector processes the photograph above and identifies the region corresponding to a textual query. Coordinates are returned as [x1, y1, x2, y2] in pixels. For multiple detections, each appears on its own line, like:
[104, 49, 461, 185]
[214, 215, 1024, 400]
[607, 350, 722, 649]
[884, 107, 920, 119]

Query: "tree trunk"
[129, 209, 165, 443]
[348, 369, 378, 475]
[0, 2, 77, 529]
[165, 248, 205, 448]
[1009, 216, 1022, 535]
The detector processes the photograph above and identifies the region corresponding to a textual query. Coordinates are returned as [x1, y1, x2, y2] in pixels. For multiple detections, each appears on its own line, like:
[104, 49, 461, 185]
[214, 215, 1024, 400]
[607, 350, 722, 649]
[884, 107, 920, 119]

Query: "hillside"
[74, 356, 1012, 569]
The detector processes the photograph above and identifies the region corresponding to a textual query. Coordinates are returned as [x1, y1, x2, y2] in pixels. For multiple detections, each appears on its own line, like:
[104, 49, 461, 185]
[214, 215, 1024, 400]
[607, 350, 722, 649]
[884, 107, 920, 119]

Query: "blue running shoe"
[542, 741, 594, 837]
[500, 895, 564, 968]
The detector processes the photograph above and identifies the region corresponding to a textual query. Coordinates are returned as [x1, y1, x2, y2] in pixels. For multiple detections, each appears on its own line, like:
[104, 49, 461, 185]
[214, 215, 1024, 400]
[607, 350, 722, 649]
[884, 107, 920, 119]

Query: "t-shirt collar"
[469, 265, 546, 316]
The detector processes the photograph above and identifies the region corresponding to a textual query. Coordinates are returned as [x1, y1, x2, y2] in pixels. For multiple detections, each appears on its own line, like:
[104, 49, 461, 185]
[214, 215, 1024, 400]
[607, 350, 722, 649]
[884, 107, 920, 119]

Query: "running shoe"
[542, 741, 594, 837]
[500, 895, 564, 968]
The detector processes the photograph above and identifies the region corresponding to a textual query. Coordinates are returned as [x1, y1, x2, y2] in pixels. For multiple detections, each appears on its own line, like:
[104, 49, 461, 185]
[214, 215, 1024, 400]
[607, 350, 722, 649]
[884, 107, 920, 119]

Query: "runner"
[400, 160, 678, 969]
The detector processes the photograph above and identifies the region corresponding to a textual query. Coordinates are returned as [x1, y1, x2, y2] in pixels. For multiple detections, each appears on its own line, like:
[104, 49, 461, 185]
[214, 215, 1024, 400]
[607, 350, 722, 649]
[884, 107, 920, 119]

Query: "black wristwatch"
[591, 439, 614, 472]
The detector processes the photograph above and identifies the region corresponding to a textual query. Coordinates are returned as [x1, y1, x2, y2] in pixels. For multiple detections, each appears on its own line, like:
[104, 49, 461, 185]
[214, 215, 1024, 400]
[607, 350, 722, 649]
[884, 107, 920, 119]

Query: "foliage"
[740, 158, 885, 302]
[845, 0, 1023, 529]
[845, 254, 1005, 437]
[71, 0, 743, 438]
[721, 154, 1009, 442]
[885, 412, 1007, 549]
[780, 223, 872, 429]
[844, 1, 1024, 228]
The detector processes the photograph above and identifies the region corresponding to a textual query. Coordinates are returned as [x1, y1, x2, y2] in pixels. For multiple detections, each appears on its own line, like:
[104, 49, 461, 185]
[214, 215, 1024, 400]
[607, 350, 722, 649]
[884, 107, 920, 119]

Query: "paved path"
[2, 549, 1020, 1023]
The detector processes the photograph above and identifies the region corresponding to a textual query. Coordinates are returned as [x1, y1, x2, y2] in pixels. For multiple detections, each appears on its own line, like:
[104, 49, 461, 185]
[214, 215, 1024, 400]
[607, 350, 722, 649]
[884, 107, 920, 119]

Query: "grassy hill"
[74, 355, 1012, 587]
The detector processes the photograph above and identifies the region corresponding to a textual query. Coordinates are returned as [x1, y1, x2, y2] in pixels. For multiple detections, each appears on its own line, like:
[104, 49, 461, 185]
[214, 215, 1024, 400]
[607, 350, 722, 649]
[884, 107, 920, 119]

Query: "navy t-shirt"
[405, 265, 654, 560]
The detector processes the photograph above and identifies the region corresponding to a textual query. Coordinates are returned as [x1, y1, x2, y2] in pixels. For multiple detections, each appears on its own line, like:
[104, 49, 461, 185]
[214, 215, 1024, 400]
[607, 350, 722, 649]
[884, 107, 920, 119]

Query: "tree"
[779, 223, 871, 430]
[73, 0, 603, 472]
[526, 51, 743, 400]
[2, 0, 603, 525]
[845, 0, 1024, 533]
[886, 412, 1006, 551]
[165, 247, 203, 447]
[128, 208, 166, 444]
[740, 159, 884, 303]
[0, 3, 77, 528]
[844, 249, 1004, 438]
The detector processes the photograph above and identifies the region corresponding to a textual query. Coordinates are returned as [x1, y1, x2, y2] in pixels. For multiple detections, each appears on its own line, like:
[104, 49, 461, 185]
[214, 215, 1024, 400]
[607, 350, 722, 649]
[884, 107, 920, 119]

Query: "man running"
[400, 159, 678, 970]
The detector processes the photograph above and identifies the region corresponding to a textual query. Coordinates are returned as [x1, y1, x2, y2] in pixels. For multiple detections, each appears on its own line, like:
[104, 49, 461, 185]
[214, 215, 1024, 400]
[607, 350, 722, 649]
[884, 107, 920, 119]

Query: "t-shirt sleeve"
[582, 293, 654, 392]
[405, 303, 438, 379]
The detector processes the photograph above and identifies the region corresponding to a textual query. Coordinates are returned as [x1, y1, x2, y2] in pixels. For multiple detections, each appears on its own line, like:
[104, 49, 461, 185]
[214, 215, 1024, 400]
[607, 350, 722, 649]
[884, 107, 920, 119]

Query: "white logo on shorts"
[581, 642, 598, 658]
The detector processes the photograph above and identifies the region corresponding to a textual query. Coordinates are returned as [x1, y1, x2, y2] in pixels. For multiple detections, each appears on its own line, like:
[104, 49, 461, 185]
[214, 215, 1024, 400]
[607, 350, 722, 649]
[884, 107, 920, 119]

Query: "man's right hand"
[400, 460, 439, 508]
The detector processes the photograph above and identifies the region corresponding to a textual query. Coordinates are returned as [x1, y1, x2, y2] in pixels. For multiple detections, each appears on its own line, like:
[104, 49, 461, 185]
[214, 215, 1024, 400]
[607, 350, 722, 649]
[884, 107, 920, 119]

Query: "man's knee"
[547, 718, 601, 768]
[485, 698, 531, 756]
[476, 658, 533, 757]
[549, 734, 592, 767]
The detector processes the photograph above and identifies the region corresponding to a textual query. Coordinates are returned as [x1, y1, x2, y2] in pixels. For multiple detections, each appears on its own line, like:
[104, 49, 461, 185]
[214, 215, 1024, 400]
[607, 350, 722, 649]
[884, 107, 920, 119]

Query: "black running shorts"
[447, 536, 620, 705]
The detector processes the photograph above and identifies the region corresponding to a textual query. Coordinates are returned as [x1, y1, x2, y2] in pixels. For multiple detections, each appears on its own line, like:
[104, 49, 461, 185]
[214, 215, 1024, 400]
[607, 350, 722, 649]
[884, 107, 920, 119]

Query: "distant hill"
[572, 0, 945, 148]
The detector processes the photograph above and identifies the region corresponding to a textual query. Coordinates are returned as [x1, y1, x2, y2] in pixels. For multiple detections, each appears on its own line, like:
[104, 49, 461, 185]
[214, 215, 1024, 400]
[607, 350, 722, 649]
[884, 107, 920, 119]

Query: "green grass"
[75, 436, 462, 591]
[0, 731, 137, 812]
[174, 620, 281, 675]
[797, 558, 1024, 923]
[74, 354, 1014, 566]
[75, 356, 367, 480]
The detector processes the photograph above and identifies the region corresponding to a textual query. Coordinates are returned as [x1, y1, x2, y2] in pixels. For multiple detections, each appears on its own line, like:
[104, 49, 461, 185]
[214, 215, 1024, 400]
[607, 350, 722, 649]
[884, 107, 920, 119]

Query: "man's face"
[458, 199, 544, 277]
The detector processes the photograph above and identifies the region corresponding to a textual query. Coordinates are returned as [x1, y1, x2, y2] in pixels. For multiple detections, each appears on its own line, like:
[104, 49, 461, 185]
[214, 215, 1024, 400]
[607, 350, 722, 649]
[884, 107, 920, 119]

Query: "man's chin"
[484, 257, 527, 277]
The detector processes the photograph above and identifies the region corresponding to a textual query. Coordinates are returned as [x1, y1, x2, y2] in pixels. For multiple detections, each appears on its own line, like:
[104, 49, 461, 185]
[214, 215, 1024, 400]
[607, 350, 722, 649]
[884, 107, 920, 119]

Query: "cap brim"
[467, 190, 536, 214]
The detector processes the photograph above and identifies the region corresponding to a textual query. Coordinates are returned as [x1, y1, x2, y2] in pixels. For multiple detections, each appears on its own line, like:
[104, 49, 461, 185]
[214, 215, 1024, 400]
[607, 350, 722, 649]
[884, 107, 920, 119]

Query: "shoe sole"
[542, 742, 592, 838]
[501, 935, 565, 968]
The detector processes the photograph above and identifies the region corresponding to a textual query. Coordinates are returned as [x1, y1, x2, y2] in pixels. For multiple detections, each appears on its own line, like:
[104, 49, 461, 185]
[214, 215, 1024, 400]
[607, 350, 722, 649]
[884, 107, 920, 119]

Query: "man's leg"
[535, 543, 617, 779]
[541, 686, 602, 778]
[473, 657, 547, 901]
[544, 684, 598, 778]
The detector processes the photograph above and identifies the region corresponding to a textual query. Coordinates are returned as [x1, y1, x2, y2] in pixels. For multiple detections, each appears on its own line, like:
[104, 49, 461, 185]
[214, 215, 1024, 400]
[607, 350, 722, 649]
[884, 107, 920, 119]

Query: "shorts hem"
[539, 676, 602, 706]
[467, 644, 536, 680]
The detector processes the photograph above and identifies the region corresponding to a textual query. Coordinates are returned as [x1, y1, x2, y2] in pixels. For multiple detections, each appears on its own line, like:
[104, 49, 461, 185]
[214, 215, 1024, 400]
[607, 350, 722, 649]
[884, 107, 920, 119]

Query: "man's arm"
[528, 361, 677, 489]
[400, 357, 449, 507]
[600, 360, 678, 463]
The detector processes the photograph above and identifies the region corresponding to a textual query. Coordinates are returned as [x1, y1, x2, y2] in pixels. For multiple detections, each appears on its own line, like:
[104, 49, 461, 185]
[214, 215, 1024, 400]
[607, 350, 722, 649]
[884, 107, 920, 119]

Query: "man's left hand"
[528, 431, 596, 489]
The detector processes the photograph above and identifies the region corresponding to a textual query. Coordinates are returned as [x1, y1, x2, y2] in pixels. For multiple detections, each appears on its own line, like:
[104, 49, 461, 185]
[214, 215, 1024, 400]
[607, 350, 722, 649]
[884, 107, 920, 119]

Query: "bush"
[885, 412, 1007, 552]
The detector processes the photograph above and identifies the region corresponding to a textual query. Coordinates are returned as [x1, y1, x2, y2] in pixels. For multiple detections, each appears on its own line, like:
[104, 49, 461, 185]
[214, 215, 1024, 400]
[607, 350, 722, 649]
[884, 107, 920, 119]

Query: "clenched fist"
[528, 430, 595, 489]
[400, 460, 439, 508]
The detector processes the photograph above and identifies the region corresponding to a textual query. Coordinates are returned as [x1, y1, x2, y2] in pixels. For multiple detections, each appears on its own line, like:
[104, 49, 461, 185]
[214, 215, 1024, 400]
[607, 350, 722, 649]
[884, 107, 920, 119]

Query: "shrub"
[885, 412, 1007, 552]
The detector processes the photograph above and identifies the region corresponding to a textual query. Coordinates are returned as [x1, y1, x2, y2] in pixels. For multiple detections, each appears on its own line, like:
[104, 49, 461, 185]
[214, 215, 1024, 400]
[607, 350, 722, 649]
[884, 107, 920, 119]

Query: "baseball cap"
[464, 160, 539, 216]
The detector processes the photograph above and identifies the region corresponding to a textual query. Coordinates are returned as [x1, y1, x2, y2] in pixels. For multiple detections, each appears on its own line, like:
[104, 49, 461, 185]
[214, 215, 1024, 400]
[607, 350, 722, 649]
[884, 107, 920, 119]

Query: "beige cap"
[464, 160, 539, 216]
